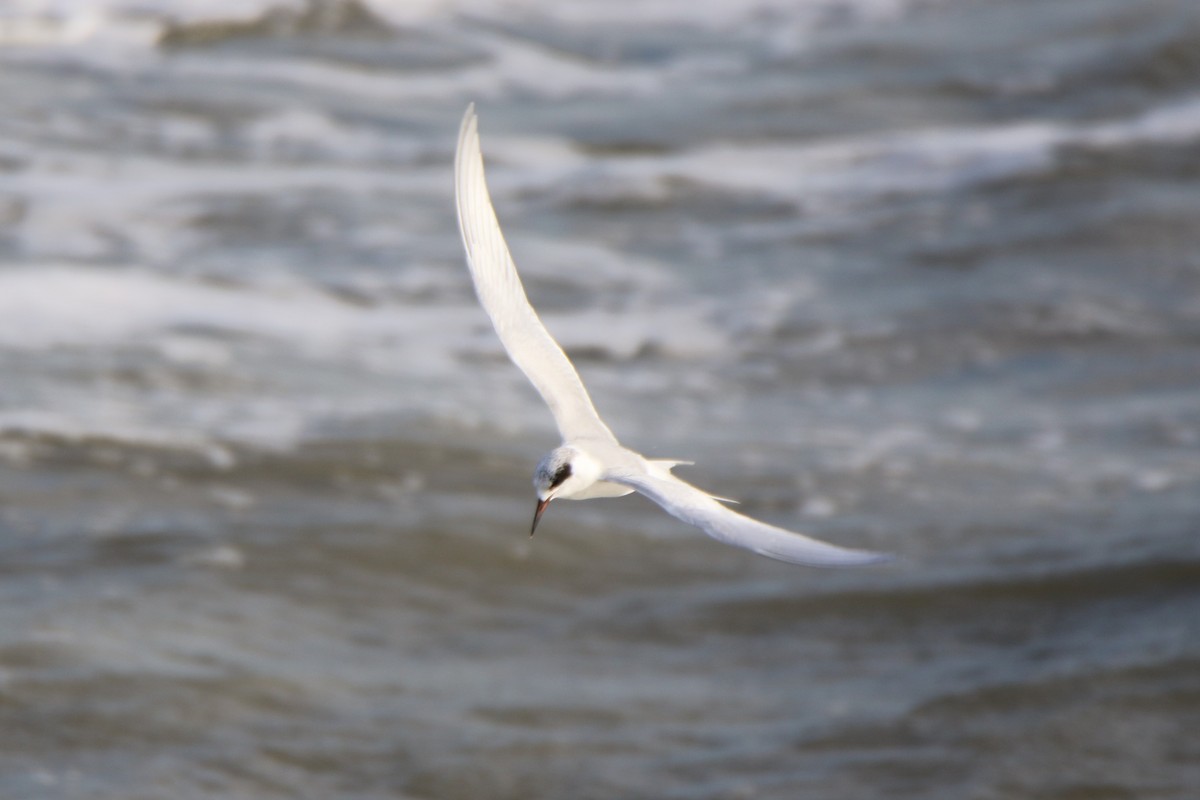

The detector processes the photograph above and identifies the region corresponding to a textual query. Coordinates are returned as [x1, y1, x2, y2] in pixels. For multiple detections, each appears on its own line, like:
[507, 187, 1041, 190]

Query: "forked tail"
[648, 459, 739, 504]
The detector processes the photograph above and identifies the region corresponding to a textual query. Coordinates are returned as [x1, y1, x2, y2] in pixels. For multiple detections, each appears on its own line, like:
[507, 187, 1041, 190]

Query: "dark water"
[0, 0, 1198, 797]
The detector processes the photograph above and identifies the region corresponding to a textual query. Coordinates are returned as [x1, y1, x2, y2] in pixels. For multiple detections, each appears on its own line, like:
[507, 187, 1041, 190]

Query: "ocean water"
[0, 0, 1197, 797]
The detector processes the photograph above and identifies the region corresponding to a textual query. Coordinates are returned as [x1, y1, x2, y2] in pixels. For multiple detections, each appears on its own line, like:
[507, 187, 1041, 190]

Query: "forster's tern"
[454, 105, 890, 567]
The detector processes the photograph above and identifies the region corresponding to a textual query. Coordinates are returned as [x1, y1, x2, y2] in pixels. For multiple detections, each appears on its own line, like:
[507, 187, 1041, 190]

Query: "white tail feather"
[649, 459, 739, 504]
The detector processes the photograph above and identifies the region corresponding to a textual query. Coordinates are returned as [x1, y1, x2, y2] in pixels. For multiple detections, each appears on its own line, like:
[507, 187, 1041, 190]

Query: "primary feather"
[607, 470, 892, 567]
[455, 105, 617, 444]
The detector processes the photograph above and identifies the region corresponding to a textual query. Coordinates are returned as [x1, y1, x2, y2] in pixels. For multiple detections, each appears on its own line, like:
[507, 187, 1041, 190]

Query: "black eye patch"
[549, 463, 572, 489]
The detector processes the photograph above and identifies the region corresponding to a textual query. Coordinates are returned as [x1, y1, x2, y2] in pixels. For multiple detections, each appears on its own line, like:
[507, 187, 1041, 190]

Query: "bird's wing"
[606, 470, 892, 567]
[454, 104, 617, 444]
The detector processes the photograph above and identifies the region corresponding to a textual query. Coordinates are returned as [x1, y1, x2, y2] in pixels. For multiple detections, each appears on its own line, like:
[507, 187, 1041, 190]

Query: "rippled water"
[1, 0, 1198, 797]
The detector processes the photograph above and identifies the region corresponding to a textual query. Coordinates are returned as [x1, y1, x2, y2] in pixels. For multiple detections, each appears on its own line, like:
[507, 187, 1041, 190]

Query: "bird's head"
[530, 446, 596, 534]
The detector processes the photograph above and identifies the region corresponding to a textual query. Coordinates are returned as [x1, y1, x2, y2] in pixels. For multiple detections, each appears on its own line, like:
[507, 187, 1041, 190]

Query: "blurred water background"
[0, 0, 1198, 797]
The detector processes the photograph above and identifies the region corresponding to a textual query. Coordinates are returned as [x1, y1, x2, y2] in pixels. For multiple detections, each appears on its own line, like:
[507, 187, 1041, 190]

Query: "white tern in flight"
[454, 104, 891, 567]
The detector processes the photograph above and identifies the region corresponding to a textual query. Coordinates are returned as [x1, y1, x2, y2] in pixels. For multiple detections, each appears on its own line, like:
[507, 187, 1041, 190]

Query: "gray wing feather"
[455, 105, 617, 443]
[608, 470, 893, 567]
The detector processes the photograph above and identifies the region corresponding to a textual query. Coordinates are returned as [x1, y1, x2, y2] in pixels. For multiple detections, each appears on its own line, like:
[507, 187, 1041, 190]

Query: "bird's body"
[454, 104, 891, 567]
[536, 442, 637, 502]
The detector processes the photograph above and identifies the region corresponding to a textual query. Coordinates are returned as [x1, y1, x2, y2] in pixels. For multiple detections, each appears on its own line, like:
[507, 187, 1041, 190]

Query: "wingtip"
[455, 103, 482, 199]
[810, 548, 898, 569]
[756, 536, 897, 568]
[857, 550, 899, 567]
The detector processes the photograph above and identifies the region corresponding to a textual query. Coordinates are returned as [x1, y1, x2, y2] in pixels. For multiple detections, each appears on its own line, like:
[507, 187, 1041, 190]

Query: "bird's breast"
[563, 480, 635, 500]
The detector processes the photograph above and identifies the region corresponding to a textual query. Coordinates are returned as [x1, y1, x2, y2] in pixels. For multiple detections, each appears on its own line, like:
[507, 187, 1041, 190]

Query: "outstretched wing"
[454, 104, 617, 444]
[607, 470, 892, 567]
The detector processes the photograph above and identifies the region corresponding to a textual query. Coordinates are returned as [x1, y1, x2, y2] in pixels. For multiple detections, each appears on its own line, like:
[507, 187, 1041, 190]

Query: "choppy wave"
[0, 1, 1198, 798]
[0, 0, 925, 46]
[516, 95, 1200, 215]
[0, 262, 731, 450]
[0, 262, 723, 357]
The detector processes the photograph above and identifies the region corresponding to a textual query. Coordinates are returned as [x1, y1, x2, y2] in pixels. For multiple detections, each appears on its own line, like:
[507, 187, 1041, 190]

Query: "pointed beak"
[531, 497, 551, 536]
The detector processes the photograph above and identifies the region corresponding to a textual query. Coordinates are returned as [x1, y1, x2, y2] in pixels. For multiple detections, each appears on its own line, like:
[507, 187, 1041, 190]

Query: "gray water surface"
[0, 0, 1198, 798]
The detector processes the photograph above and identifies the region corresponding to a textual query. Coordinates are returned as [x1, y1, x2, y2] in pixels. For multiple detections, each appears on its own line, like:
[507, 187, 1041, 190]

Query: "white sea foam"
[0, 406, 240, 465]
[0, 265, 457, 355]
[239, 108, 423, 163]
[0, 0, 300, 47]
[1, 0, 1193, 474]
[533, 96, 1200, 214]
[23, 0, 1177, 223]
[0, 263, 727, 403]
[0, 0, 923, 47]
[159, 30, 666, 103]
[0, 259, 720, 355]
[1080, 95, 1200, 149]
[0, 261, 733, 449]
[368, 0, 917, 28]
[0, 143, 434, 260]
[0, 0, 929, 103]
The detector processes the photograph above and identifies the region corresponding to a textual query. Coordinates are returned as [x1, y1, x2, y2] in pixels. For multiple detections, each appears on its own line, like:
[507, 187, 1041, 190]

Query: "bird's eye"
[550, 463, 572, 488]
